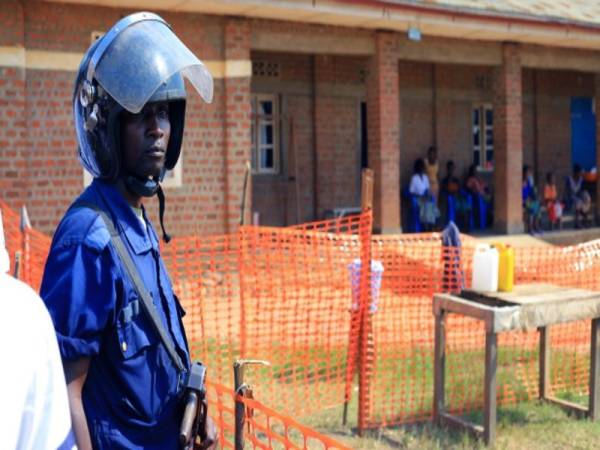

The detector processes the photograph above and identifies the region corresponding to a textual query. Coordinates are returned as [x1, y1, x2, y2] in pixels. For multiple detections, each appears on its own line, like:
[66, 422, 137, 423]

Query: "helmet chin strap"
[124, 174, 172, 243]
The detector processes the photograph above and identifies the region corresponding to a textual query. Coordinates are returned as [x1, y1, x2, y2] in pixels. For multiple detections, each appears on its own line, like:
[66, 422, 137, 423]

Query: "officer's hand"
[196, 415, 218, 450]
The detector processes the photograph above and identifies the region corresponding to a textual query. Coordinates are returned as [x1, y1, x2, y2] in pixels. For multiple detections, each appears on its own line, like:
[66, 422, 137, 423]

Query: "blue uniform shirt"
[41, 179, 190, 449]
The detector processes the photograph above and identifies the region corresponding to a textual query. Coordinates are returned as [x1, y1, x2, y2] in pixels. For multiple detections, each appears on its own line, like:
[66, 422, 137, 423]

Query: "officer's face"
[121, 101, 171, 178]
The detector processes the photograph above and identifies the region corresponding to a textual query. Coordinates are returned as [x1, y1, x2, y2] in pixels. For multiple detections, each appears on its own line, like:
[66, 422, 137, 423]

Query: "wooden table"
[433, 284, 600, 445]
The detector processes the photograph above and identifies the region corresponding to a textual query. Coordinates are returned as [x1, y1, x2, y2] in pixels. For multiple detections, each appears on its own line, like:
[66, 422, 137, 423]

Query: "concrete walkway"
[471, 227, 600, 248]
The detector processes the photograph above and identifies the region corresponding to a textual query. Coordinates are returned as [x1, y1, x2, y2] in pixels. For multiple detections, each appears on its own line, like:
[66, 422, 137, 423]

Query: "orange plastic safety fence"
[162, 233, 243, 386]
[206, 380, 351, 450]
[361, 235, 593, 428]
[0, 199, 23, 273]
[20, 226, 51, 291]
[163, 212, 371, 417]
[2, 195, 597, 435]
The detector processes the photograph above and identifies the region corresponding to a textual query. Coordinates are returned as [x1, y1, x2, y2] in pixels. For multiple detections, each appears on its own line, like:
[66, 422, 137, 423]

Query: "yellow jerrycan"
[494, 243, 514, 292]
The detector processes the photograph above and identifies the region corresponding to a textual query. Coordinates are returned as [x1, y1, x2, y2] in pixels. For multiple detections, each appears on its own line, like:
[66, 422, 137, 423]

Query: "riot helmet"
[73, 12, 213, 241]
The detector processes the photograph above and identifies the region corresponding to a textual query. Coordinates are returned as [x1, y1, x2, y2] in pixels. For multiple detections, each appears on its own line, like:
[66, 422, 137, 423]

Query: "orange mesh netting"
[164, 212, 371, 416]
[21, 226, 51, 291]
[2, 197, 598, 437]
[206, 381, 350, 449]
[361, 235, 593, 429]
[0, 199, 23, 272]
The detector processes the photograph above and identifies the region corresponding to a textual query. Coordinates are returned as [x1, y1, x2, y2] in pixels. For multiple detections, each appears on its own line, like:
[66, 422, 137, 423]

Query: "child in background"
[543, 172, 562, 230]
[522, 165, 541, 234]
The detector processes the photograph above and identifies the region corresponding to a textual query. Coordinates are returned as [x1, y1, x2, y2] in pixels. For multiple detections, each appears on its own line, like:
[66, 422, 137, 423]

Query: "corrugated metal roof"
[388, 1, 600, 28]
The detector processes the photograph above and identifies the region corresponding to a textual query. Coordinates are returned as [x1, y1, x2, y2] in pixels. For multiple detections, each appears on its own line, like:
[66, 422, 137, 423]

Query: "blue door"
[571, 97, 596, 170]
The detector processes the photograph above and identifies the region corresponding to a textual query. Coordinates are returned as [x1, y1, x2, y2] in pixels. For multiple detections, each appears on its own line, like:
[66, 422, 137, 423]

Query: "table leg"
[539, 326, 550, 400]
[590, 318, 600, 421]
[484, 331, 497, 446]
[434, 311, 446, 424]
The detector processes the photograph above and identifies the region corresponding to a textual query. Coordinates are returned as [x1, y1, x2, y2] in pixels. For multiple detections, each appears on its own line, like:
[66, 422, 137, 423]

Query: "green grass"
[196, 340, 594, 448]
[303, 397, 600, 449]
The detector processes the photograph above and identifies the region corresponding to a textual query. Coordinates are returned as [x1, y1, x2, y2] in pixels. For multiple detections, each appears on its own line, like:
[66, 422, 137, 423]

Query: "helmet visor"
[94, 19, 213, 113]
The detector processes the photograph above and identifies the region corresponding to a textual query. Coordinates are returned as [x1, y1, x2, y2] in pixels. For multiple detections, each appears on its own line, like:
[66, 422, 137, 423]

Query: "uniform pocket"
[116, 299, 157, 359]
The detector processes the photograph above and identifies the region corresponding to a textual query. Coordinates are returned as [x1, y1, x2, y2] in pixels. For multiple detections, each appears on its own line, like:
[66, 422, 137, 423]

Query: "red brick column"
[0, 2, 27, 209]
[224, 18, 252, 233]
[366, 32, 400, 233]
[493, 43, 524, 234]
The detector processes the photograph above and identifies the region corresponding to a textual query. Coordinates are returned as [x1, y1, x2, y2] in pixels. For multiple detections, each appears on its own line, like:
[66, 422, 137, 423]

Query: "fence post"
[361, 169, 374, 212]
[237, 227, 249, 359]
[358, 169, 374, 434]
[20, 205, 31, 283]
[240, 161, 252, 226]
[233, 359, 270, 450]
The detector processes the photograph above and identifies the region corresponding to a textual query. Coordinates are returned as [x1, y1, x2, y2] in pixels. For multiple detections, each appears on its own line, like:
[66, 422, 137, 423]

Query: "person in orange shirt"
[543, 172, 562, 230]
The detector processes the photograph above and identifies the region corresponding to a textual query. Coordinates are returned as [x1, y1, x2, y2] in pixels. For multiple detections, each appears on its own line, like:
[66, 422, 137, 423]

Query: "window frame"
[251, 93, 281, 175]
[472, 103, 494, 171]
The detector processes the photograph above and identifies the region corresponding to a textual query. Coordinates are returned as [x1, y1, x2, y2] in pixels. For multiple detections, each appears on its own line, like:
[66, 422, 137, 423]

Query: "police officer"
[40, 13, 217, 449]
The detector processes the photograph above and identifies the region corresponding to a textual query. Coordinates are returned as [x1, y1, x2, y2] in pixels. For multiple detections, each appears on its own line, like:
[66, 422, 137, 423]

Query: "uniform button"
[122, 341, 127, 352]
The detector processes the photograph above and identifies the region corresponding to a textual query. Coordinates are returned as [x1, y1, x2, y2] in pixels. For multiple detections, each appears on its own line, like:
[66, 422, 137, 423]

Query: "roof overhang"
[44, 0, 600, 50]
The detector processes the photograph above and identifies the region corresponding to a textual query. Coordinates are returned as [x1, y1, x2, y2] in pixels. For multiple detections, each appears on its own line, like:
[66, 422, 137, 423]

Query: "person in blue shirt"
[40, 13, 216, 449]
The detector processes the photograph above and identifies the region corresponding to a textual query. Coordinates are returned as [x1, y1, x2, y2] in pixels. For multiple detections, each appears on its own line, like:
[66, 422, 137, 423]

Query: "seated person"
[440, 160, 470, 223]
[543, 172, 562, 230]
[465, 163, 491, 201]
[522, 165, 541, 234]
[465, 163, 491, 228]
[440, 160, 460, 195]
[409, 158, 439, 230]
[567, 164, 592, 228]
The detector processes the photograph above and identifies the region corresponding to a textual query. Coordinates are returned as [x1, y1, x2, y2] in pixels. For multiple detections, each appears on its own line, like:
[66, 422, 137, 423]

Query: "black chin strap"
[123, 174, 171, 243]
[156, 184, 171, 244]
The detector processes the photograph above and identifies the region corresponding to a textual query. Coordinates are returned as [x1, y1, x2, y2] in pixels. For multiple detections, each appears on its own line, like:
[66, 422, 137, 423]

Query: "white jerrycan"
[471, 244, 499, 292]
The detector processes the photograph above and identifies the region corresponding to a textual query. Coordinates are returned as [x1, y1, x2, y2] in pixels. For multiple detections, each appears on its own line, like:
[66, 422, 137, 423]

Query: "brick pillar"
[366, 32, 400, 233]
[224, 18, 252, 233]
[0, 2, 27, 209]
[493, 43, 524, 234]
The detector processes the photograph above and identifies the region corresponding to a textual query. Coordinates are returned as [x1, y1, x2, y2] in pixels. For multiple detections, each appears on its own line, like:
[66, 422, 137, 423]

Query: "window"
[251, 94, 280, 174]
[472, 104, 493, 170]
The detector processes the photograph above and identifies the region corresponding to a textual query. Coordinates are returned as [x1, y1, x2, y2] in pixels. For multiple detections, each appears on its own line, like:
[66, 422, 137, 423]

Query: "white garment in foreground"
[0, 272, 75, 450]
[409, 173, 430, 196]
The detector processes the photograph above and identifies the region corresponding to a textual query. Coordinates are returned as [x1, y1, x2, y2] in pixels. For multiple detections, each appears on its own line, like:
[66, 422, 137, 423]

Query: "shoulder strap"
[72, 200, 186, 373]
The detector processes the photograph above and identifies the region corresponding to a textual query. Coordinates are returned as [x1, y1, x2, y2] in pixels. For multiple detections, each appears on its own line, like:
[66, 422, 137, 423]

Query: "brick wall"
[534, 70, 594, 198]
[367, 31, 400, 233]
[493, 43, 523, 234]
[251, 51, 366, 225]
[1, 2, 595, 235]
[5, 2, 229, 237]
[223, 18, 251, 232]
[315, 55, 365, 217]
[251, 52, 314, 226]
[26, 70, 78, 231]
[0, 2, 26, 208]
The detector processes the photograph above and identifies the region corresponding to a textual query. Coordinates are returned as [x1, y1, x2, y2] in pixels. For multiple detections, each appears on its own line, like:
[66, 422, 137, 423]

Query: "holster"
[179, 362, 207, 450]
